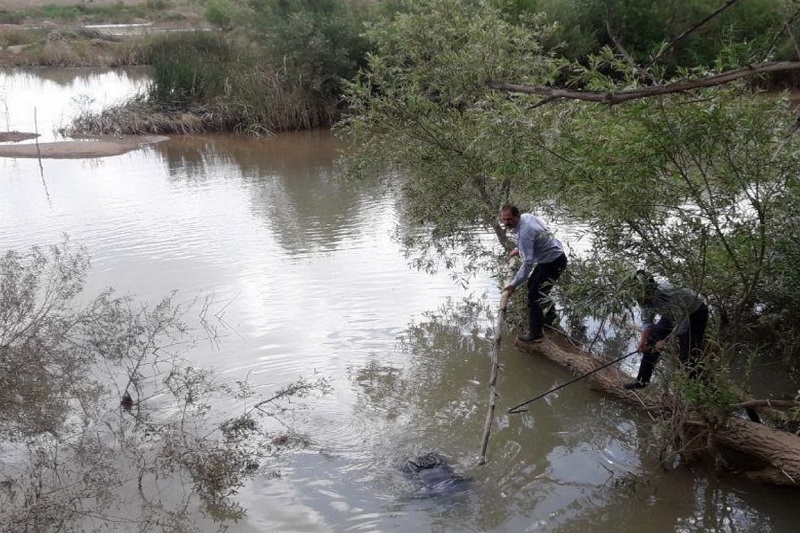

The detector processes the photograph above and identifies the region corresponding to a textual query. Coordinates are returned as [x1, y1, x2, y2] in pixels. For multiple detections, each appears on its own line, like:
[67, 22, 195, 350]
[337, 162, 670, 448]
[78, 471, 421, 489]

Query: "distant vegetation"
[4, 0, 799, 133]
[502, 0, 792, 69]
[0, 0, 180, 25]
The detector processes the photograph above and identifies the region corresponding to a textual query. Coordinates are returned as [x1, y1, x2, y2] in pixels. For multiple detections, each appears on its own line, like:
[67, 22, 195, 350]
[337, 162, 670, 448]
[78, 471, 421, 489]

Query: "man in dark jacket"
[625, 270, 709, 390]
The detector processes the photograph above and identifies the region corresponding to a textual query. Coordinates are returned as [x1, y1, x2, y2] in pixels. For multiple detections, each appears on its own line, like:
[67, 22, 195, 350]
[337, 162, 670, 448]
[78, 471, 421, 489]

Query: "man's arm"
[504, 224, 535, 292]
[638, 303, 661, 351]
[504, 255, 534, 295]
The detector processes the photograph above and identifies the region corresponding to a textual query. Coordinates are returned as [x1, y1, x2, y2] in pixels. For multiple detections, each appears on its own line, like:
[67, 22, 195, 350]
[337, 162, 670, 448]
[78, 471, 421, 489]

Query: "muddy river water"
[0, 68, 797, 532]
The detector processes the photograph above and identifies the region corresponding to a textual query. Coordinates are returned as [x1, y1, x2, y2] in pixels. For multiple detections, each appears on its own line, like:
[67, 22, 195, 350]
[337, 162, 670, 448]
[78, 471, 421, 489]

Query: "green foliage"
[0, 9, 24, 25]
[206, 0, 235, 28]
[247, 0, 375, 96]
[494, 0, 789, 71]
[145, 32, 234, 104]
[340, 0, 800, 392]
[71, 1, 379, 132]
[551, 80, 800, 343]
[339, 0, 567, 276]
[679, 373, 740, 423]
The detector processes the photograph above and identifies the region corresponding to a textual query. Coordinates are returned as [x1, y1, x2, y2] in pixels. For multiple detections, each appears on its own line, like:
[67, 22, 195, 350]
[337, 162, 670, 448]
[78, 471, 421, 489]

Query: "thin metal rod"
[478, 291, 509, 465]
[507, 349, 639, 414]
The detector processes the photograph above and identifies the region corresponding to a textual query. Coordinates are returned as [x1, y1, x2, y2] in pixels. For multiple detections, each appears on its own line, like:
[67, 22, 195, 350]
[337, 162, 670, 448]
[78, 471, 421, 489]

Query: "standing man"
[500, 204, 568, 343]
[624, 270, 709, 390]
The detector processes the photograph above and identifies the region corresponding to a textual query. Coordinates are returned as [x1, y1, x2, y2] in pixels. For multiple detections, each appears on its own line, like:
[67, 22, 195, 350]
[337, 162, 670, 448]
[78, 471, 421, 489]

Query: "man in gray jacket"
[625, 270, 709, 390]
[500, 204, 568, 343]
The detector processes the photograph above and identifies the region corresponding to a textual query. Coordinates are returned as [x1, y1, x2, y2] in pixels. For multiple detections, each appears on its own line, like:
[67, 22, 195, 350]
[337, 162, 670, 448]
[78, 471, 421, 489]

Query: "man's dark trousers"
[526, 253, 567, 338]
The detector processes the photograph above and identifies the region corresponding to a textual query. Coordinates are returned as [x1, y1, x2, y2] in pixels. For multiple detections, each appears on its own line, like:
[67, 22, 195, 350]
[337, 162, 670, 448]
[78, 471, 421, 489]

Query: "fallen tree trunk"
[513, 328, 800, 487]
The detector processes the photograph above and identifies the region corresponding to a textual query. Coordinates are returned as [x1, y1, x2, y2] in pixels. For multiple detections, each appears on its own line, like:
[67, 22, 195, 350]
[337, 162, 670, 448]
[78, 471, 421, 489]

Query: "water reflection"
[334, 298, 639, 531]
[0, 67, 149, 143]
[151, 132, 364, 255]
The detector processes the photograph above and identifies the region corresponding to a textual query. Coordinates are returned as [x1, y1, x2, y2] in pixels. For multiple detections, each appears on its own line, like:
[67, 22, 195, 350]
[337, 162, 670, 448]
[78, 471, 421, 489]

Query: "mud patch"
[0, 131, 38, 142]
[0, 134, 168, 158]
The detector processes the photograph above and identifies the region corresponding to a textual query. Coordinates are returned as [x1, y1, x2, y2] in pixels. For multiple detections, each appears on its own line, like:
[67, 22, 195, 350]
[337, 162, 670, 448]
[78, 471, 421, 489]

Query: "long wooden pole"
[506, 349, 638, 414]
[478, 290, 510, 465]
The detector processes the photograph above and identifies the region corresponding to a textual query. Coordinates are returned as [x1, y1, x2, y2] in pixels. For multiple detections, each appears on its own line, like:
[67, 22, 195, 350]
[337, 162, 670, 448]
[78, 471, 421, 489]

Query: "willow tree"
[338, 0, 569, 277]
[543, 76, 800, 346]
[338, 0, 800, 422]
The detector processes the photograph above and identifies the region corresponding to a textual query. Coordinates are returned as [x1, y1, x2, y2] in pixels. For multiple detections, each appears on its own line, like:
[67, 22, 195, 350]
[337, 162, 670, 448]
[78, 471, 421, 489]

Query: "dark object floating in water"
[401, 452, 470, 497]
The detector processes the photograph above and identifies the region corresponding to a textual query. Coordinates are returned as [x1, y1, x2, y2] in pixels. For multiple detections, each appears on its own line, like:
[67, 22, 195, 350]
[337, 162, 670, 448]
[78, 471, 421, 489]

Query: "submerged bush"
[0, 238, 328, 530]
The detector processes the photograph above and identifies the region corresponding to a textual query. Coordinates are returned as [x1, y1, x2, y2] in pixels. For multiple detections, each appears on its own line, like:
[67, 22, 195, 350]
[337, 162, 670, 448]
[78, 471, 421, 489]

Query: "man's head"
[633, 269, 657, 305]
[499, 204, 520, 229]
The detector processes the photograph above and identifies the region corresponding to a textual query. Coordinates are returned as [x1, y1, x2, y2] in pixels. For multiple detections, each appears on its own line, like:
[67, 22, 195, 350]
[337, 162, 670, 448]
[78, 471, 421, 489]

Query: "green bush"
[494, 0, 788, 70]
[0, 9, 24, 25]
[206, 0, 234, 28]
[248, 0, 375, 97]
[145, 32, 234, 104]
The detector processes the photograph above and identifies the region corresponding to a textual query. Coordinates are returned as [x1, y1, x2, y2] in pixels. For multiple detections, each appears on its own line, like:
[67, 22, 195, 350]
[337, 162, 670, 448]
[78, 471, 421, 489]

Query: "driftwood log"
[513, 328, 800, 487]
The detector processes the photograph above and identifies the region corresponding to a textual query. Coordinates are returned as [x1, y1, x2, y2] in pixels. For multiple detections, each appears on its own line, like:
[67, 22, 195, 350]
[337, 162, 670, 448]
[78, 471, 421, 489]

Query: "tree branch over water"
[486, 61, 800, 105]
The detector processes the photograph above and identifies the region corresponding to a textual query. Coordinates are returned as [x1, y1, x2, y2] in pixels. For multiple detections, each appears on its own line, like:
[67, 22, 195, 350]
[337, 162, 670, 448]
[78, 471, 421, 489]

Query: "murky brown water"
[1, 68, 796, 532]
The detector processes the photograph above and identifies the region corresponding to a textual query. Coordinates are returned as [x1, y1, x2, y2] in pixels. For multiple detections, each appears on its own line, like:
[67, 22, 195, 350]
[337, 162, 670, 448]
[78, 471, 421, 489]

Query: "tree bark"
[512, 328, 800, 487]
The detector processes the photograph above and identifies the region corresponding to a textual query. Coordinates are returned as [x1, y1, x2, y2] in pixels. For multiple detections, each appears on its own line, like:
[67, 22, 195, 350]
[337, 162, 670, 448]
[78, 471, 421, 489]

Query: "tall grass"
[66, 65, 340, 137]
[223, 68, 340, 134]
[144, 32, 233, 104]
[87, 32, 344, 135]
[0, 27, 43, 48]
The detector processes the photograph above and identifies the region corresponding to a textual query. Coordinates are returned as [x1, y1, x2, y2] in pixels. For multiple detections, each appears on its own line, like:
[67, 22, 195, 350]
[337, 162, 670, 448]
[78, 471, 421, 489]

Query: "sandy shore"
[0, 133, 169, 158]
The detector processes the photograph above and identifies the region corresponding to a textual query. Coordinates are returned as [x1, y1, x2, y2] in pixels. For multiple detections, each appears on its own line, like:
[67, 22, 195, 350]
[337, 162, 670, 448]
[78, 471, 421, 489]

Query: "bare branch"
[486, 61, 800, 105]
[528, 95, 560, 109]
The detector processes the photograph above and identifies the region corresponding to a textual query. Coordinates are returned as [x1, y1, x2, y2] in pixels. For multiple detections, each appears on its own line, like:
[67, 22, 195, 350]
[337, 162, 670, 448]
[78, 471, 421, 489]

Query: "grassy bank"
[2, 1, 362, 134]
[56, 31, 341, 136]
[0, 0, 201, 26]
[0, 0, 207, 67]
[0, 26, 149, 67]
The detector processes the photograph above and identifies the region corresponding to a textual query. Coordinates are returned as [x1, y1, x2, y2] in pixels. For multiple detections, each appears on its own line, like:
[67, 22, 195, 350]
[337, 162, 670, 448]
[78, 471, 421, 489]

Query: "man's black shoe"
[517, 332, 544, 343]
[623, 380, 646, 390]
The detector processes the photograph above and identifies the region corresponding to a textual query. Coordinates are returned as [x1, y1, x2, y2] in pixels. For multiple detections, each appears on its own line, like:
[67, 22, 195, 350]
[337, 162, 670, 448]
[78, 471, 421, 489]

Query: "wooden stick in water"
[478, 289, 510, 465]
